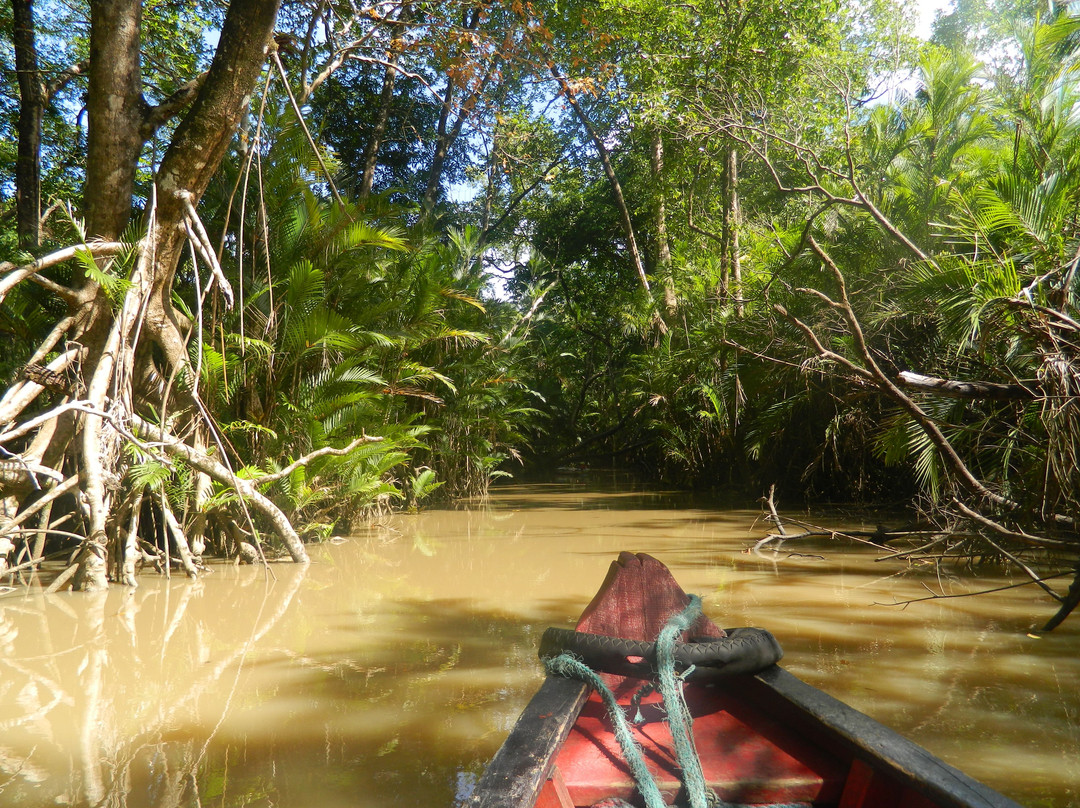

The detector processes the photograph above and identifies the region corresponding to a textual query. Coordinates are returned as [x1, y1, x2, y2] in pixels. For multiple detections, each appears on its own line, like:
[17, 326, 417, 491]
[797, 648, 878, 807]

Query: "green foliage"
[883, 49, 1000, 244]
[408, 468, 444, 511]
[468, 0, 1080, 521]
[171, 96, 543, 535]
[73, 247, 135, 305]
[4, 0, 1078, 555]
[0, 0, 218, 228]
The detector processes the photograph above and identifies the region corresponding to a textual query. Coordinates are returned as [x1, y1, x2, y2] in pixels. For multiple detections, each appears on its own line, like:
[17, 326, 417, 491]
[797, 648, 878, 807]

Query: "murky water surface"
[1, 481, 1078, 807]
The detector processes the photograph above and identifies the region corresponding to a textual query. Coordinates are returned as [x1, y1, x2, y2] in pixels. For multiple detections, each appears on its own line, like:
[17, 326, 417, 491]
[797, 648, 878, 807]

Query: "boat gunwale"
[743, 665, 1023, 808]
[468, 675, 590, 808]
[467, 664, 1024, 808]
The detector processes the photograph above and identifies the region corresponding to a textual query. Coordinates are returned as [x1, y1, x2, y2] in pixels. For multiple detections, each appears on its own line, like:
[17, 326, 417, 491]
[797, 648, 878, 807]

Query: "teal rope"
[656, 595, 711, 808]
[544, 653, 667, 808]
[654, 598, 809, 808]
[546, 600, 811, 808]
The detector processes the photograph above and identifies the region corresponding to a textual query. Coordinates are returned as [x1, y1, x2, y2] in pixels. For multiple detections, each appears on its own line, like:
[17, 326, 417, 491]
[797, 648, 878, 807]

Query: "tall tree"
[360, 3, 414, 199]
[11, 0, 44, 249]
[0, 0, 306, 589]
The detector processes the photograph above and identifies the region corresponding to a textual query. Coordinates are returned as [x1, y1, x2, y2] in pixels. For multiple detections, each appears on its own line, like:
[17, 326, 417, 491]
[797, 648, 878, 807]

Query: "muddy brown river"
[1, 480, 1078, 807]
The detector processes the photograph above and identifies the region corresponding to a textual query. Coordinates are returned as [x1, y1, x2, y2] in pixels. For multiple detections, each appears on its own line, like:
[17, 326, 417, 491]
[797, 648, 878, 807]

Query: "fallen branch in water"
[754, 486, 924, 555]
[756, 487, 1080, 631]
[877, 571, 1075, 610]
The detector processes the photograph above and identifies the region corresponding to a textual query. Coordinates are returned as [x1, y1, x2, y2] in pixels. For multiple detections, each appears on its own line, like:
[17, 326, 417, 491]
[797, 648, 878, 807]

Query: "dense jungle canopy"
[1, 0, 1079, 628]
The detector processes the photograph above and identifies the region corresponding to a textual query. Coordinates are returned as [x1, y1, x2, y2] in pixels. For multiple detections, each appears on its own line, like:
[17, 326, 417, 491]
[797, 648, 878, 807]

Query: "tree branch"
[549, 63, 651, 297]
[0, 242, 123, 305]
[131, 415, 310, 564]
[0, 349, 80, 428]
[897, 371, 1036, 401]
[141, 72, 209, 138]
[800, 238, 1017, 510]
[880, 571, 1076, 609]
[951, 499, 1073, 549]
[256, 434, 384, 485]
[772, 304, 875, 382]
[271, 50, 347, 210]
[44, 58, 90, 102]
[482, 153, 566, 240]
[0, 476, 79, 533]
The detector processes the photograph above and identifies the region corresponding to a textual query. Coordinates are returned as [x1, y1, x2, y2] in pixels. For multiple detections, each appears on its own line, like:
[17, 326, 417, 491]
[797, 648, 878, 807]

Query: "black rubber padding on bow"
[539, 626, 783, 679]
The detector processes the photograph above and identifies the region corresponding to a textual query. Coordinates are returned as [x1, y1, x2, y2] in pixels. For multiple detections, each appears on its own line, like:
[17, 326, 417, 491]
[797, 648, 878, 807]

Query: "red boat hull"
[543, 685, 844, 806]
[472, 552, 1021, 808]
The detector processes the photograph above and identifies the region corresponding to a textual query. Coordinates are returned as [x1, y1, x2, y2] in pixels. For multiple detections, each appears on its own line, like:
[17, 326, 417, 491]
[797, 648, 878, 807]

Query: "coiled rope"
[544, 596, 808, 808]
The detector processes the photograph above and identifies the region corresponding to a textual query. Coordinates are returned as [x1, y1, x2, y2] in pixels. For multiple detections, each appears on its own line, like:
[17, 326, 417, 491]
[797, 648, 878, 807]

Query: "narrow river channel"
[1, 480, 1078, 807]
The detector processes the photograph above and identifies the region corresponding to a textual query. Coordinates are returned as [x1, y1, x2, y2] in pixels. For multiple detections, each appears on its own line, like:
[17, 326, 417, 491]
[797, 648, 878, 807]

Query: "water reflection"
[0, 565, 309, 806]
[0, 481, 1077, 807]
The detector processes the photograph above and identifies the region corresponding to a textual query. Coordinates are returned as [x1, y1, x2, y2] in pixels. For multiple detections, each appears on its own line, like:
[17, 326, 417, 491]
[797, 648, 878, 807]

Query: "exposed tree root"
[0, 214, 395, 586]
[0, 0, 315, 592]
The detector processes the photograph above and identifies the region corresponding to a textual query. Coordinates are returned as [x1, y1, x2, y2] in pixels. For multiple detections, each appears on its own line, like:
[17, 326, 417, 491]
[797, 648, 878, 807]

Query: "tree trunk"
[65, 0, 148, 584]
[720, 147, 732, 301]
[551, 65, 650, 296]
[360, 4, 412, 200]
[146, 0, 283, 359]
[729, 146, 743, 316]
[85, 0, 145, 241]
[420, 75, 490, 222]
[420, 7, 488, 223]
[12, 0, 44, 250]
[421, 78, 456, 218]
[651, 131, 676, 317]
[360, 58, 399, 199]
[2, 0, 289, 590]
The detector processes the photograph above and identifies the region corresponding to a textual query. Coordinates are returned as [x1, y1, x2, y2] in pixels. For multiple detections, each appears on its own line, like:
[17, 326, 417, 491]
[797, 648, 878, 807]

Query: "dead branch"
[721, 116, 933, 263]
[951, 500, 1073, 549]
[0, 242, 124, 304]
[0, 453, 64, 489]
[801, 237, 1019, 512]
[974, 530, 1062, 602]
[255, 434, 385, 485]
[773, 303, 876, 382]
[1003, 298, 1080, 334]
[897, 371, 1036, 401]
[754, 489, 911, 555]
[765, 484, 786, 536]
[752, 485, 789, 553]
[875, 533, 952, 561]
[130, 415, 310, 564]
[879, 571, 1075, 610]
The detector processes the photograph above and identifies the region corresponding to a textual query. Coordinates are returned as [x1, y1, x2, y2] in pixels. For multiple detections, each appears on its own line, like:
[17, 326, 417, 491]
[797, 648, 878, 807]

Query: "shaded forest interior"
[1, 0, 1079, 628]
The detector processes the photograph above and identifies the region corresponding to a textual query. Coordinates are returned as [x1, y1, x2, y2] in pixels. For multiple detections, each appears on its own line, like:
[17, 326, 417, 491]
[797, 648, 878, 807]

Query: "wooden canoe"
[469, 552, 1022, 808]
